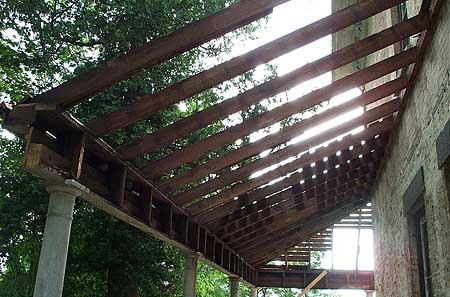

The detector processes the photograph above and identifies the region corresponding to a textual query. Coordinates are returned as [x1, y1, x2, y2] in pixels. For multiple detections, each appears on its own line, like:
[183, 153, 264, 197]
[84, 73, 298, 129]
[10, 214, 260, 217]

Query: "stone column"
[230, 277, 239, 297]
[33, 184, 82, 297]
[365, 290, 374, 297]
[183, 254, 198, 297]
[250, 286, 258, 297]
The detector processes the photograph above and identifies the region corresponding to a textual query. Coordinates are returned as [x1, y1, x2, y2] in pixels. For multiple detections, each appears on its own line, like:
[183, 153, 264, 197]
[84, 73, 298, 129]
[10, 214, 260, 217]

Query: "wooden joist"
[242, 195, 369, 264]
[246, 201, 368, 265]
[159, 49, 415, 192]
[195, 119, 392, 225]
[116, 14, 426, 168]
[171, 76, 406, 204]
[186, 99, 398, 215]
[150, 51, 413, 182]
[197, 134, 389, 226]
[25, 0, 288, 109]
[256, 270, 374, 290]
[216, 156, 382, 238]
[99, 0, 410, 141]
[227, 179, 374, 248]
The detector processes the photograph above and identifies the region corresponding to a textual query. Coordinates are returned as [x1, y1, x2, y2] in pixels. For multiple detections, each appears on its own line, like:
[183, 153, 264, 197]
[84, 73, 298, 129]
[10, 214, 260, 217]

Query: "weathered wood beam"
[246, 201, 368, 265]
[195, 118, 392, 225]
[256, 270, 374, 290]
[26, 0, 284, 108]
[199, 133, 388, 226]
[227, 178, 374, 248]
[20, 128, 255, 284]
[172, 76, 406, 204]
[186, 100, 398, 215]
[120, 14, 426, 167]
[159, 50, 414, 192]
[102, 0, 410, 143]
[217, 157, 381, 239]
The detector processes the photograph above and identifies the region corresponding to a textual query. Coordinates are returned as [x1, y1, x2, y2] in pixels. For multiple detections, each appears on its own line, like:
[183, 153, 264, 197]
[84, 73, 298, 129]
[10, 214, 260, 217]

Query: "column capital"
[44, 179, 89, 197]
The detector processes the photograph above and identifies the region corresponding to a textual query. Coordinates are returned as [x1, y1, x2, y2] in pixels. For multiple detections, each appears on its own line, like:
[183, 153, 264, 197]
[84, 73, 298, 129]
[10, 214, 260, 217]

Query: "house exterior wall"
[332, 1, 450, 296]
[369, 1, 450, 296]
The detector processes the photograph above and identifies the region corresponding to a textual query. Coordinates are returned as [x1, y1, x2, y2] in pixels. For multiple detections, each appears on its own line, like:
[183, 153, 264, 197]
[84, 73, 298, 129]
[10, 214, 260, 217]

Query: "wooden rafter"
[25, 0, 288, 108]
[159, 50, 414, 193]
[195, 118, 393, 225]
[109, 14, 425, 167]
[171, 75, 407, 204]
[97, 0, 410, 141]
[186, 100, 398, 215]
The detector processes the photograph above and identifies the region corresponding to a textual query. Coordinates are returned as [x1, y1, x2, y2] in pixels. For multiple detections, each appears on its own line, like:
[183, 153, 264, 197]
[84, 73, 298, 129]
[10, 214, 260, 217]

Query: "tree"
[0, 1, 273, 296]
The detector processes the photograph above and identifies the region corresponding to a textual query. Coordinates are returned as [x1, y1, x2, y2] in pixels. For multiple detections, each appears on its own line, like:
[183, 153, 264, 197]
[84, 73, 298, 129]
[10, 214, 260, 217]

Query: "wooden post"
[297, 271, 328, 297]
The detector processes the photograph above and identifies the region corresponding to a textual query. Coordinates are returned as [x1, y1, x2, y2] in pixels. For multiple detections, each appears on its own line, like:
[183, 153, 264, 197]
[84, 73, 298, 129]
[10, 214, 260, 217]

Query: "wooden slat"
[256, 270, 374, 290]
[239, 192, 368, 260]
[118, 15, 426, 165]
[193, 133, 390, 226]
[185, 99, 398, 214]
[246, 202, 367, 265]
[170, 76, 406, 202]
[216, 155, 382, 238]
[101, 0, 410, 142]
[226, 175, 375, 247]
[222, 173, 377, 244]
[26, 0, 285, 108]
[148, 52, 413, 180]
[206, 140, 385, 229]
[195, 119, 392, 225]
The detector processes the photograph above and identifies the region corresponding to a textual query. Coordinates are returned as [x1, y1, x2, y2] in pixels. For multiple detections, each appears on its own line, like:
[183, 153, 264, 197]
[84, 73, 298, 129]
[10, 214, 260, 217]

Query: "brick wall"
[370, 2, 450, 297]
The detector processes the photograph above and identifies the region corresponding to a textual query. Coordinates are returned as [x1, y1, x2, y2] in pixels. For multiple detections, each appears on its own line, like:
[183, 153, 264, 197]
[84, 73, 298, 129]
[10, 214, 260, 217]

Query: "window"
[412, 207, 433, 297]
[403, 168, 432, 297]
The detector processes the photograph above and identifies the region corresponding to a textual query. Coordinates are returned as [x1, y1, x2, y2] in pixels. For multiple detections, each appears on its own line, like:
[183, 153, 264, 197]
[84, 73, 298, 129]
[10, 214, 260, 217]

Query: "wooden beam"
[195, 119, 391, 225]
[159, 49, 414, 192]
[171, 77, 406, 203]
[20, 129, 256, 284]
[149, 53, 412, 181]
[226, 178, 374, 248]
[117, 15, 426, 164]
[186, 100, 398, 215]
[98, 0, 410, 141]
[26, 0, 285, 108]
[256, 270, 374, 290]
[247, 202, 367, 265]
[298, 271, 328, 297]
[198, 133, 389, 226]
[216, 157, 381, 239]
[243, 197, 368, 264]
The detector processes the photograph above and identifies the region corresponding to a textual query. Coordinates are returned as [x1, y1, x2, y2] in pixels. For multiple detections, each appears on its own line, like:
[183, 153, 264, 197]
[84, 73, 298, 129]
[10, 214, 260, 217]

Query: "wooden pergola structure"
[0, 0, 443, 296]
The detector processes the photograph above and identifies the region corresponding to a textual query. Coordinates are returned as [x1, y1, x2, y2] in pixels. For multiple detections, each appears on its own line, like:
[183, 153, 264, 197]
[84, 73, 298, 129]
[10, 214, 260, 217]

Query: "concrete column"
[250, 286, 258, 297]
[183, 254, 198, 297]
[230, 277, 239, 297]
[33, 184, 82, 297]
[365, 290, 374, 297]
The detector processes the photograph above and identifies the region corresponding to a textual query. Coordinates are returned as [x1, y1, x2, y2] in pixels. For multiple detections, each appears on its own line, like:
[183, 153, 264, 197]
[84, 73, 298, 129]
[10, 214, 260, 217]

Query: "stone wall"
[370, 1, 450, 297]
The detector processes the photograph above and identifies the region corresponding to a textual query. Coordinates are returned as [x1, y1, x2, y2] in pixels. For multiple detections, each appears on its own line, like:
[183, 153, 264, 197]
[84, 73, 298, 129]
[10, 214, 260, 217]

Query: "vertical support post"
[230, 277, 240, 297]
[250, 286, 258, 297]
[183, 254, 198, 297]
[356, 208, 362, 270]
[33, 184, 83, 297]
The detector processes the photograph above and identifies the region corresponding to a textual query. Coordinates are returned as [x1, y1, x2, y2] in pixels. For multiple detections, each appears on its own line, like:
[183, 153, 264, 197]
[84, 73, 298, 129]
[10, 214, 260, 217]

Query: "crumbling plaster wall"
[369, 1, 450, 296]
